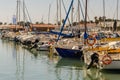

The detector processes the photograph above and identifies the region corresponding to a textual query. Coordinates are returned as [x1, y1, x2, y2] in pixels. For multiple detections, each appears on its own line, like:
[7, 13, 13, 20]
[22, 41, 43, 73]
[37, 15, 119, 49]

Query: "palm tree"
[35, 22, 39, 24]
[94, 16, 99, 26]
[4, 22, 7, 25]
[0, 22, 3, 25]
[99, 16, 102, 27]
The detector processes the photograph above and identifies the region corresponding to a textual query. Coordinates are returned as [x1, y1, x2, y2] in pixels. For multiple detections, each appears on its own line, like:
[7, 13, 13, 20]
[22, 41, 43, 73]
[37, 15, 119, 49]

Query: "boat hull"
[37, 45, 50, 51]
[101, 60, 120, 69]
[55, 47, 83, 59]
[37, 46, 50, 51]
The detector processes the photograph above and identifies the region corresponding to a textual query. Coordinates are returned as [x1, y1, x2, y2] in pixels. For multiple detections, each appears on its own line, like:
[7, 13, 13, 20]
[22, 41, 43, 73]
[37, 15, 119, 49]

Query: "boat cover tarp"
[49, 30, 73, 37]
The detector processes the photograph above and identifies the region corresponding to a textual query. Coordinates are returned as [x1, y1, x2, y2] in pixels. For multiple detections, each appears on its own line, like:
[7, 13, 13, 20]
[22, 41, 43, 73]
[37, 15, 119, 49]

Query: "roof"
[32, 24, 58, 28]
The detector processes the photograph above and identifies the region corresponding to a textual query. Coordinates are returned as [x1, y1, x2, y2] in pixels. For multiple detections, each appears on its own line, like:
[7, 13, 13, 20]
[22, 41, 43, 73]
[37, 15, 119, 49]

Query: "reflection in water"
[84, 68, 120, 80]
[13, 43, 25, 80]
[101, 70, 120, 80]
[29, 49, 38, 58]
[1, 40, 25, 80]
[56, 58, 84, 69]
[83, 68, 103, 80]
[1, 39, 120, 80]
[55, 58, 120, 80]
[28, 48, 50, 59]
[55, 58, 84, 80]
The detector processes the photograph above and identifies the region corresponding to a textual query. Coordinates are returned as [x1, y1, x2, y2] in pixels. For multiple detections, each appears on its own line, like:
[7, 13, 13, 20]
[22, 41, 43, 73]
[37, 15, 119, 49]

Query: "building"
[0, 24, 58, 31]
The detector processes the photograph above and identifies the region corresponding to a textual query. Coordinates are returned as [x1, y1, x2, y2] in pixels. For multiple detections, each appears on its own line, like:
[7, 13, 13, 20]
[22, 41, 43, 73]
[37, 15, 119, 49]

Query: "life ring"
[102, 54, 112, 65]
[86, 35, 96, 46]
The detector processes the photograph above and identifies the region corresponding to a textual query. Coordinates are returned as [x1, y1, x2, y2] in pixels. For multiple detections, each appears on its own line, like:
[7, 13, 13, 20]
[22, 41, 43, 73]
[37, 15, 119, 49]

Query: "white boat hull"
[101, 60, 120, 69]
[37, 45, 50, 51]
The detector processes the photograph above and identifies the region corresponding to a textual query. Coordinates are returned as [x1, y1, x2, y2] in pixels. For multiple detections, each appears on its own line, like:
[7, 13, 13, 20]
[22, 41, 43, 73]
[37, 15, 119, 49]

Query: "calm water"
[0, 39, 120, 80]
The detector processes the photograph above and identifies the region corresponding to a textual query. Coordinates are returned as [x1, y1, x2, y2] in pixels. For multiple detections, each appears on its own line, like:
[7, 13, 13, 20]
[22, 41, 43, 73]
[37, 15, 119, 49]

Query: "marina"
[1, 0, 120, 79]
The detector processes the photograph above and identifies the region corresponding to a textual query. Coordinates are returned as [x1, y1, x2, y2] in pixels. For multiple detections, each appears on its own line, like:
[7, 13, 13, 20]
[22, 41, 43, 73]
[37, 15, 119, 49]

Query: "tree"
[80, 20, 84, 24]
[18, 21, 24, 26]
[57, 21, 61, 25]
[25, 22, 30, 26]
[94, 16, 97, 21]
[94, 16, 99, 25]
[103, 16, 106, 21]
[99, 16, 102, 26]
[73, 22, 77, 26]
[40, 21, 44, 24]
[90, 20, 94, 23]
[9, 23, 12, 25]
[35, 22, 39, 24]
[4, 22, 7, 25]
[99, 16, 102, 22]
[0, 22, 3, 25]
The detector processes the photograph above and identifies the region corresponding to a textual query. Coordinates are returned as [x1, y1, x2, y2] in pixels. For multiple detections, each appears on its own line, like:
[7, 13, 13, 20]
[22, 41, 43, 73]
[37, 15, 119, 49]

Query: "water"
[0, 39, 120, 80]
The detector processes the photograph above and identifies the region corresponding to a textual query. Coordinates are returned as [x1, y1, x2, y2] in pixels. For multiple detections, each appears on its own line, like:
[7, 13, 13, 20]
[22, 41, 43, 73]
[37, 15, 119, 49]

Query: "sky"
[0, 0, 55, 24]
[0, 0, 119, 24]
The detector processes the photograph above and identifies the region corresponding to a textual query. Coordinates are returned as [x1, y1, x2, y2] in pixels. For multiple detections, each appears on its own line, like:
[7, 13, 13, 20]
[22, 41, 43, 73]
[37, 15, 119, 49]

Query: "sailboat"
[50, 0, 74, 38]
[13, 0, 36, 43]
[84, 0, 120, 70]
[54, 0, 86, 59]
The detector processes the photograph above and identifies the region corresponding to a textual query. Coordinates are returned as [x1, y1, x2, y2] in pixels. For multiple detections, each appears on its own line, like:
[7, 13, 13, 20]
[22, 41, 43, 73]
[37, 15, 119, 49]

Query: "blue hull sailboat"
[54, 0, 87, 59]
[55, 47, 83, 59]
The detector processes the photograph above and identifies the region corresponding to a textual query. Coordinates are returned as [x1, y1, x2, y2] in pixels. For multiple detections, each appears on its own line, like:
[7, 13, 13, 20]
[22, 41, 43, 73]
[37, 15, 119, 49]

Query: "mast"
[71, 2, 74, 33]
[16, 0, 18, 24]
[115, 0, 119, 32]
[16, 0, 32, 31]
[57, 0, 59, 25]
[117, 0, 119, 20]
[78, 0, 84, 20]
[84, 0, 87, 32]
[59, 0, 62, 25]
[83, 0, 88, 45]
[103, 0, 105, 30]
[57, 0, 74, 41]
[78, 0, 80, 23]
[61, 0, 71, 26]
[48, 4, 51, 24]
[23, 0, 25, 28]
[71, 4, 74, 27]
[48, 4, 51, 31]
[16, 0, 18, 31]
[18, 0, 21, 25]
[16, 0, 21, 31]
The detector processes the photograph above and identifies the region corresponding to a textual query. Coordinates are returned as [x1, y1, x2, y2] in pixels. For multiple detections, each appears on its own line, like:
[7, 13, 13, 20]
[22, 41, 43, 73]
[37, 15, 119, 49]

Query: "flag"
[12, 15, 16, 24]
